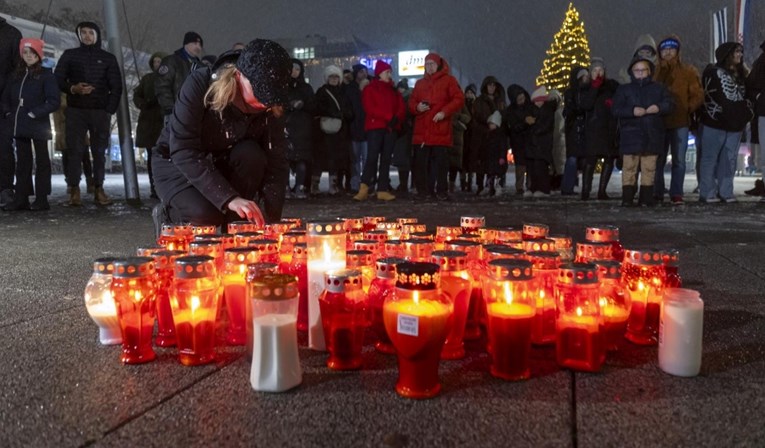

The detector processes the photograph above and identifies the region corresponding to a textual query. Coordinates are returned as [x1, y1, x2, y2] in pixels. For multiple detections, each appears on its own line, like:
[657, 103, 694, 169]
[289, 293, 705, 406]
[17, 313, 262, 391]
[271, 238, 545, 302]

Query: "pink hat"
[20, 38, 44, 59]
[374, 60, 392, 77]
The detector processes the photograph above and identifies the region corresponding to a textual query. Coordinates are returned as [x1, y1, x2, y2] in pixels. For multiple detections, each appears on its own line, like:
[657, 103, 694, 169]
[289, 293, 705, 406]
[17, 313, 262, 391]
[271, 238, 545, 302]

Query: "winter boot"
[638, 185, 656, 207]
[30, 196, 50, 211]
[376, 190, 396, 201]
[1, 196, 30, 211]
[460, 173, 468, 191]
[0, 189, 13, 207]
[488, 176, 496, 197]
[328, 176, 339, 195]
[620, 185, 637, 207]
[94, 187, 112, 205]
[475, 174, 484, 195]
[744, 179, 765, 196]
[65, 186, 82, 207]
[597, 160, 613, 200]
[86, 176, 95, 195]
[581, 163, 595, 200]
[466, 174, 474, 192]
[448, 180, 456, 193]
[310, 175, 321, 195]
[353, 183, 369, 201]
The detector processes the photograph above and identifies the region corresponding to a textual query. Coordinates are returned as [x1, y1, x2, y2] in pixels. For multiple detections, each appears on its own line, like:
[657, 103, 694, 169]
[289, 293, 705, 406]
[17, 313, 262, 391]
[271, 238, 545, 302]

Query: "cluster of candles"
[84, 215, 702, 399]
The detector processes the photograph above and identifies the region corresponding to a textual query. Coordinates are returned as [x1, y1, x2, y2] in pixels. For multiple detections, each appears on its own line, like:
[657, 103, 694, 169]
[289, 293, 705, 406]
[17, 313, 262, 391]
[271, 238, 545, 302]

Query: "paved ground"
[1, 173, 764, 447]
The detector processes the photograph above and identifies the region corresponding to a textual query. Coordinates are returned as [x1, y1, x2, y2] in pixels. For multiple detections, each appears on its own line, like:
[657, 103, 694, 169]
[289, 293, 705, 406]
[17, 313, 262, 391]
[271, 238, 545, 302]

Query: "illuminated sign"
[359, 57, 394, 74]
[398, 50, 429, 77]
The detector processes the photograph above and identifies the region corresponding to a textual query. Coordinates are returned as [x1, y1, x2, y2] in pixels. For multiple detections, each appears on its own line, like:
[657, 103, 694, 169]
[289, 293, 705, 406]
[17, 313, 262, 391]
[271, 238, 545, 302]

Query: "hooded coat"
[133, 52, 166, 148]
[54, 22, 122, 114]
[612, 58, 673, 155]
[563, 66, 590, 158]
[1, 63, 60, 140]
[701, 43, 754, 132]
[505, 84, 533, 163]
[653, 35, 704, 129]
[469, 76, 505, 173]
[285, 59, 317, 162]
[362, 77, 406, 133]
[408, 53, 465, 147]
[579, 71, 620, 158]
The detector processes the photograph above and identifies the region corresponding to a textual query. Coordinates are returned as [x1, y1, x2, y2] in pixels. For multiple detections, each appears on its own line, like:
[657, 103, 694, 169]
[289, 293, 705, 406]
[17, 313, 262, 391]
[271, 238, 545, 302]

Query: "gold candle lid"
[395, 262, 440, 290]
[431, 250, 468, 272]
[585, 225, 620, 243]
[174, 255, 216, 279]
[487, 259, 533, 281]
[249, 273, 299, 300]
[557, 263, 599, 285]
[308, 221, 345, 235]
[112, 257, 156, 278]
[324, 269, 364, 293]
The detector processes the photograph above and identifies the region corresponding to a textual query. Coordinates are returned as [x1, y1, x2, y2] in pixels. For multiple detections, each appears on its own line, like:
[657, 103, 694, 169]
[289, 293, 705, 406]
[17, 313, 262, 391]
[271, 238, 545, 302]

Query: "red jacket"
[408, 53, 465, 146]
[362, 78, 406, 132]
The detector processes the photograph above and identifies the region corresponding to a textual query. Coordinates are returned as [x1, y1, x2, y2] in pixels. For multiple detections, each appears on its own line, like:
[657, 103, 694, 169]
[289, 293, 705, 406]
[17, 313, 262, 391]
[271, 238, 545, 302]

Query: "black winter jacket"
[345, 81, 366, 142]
[54, 22, 122, 114]
[505, 84, 533, 163]
[0, 17, 22, 99]
[746, 53, 765, 117]
[153, 63, 289, 223]
[133, 52, 165, 148]
[155, 48, 200, 115]
[563, 67, 589, 159]
[581, 78, 620, 158]
[285, 59, 316, 162]
[1, 66, 60, 140]
[701, 63, 754, 132]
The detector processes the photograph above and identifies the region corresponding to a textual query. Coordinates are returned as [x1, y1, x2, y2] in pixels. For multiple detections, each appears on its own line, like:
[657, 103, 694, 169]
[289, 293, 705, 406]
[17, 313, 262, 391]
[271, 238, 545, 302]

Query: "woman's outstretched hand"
[227, 197, 265, 226]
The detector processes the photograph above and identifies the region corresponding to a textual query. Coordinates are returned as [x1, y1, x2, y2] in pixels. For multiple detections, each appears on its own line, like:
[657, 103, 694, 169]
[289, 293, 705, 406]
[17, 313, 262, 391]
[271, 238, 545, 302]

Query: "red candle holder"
[319, 269, 367, 370]
[354, 239, 382, 262]
[384, 240, 404, 258]
[363, 230, 389, 248]
[188, 240, 224, 274]
[594, 260, 630, 351]
[279, 230, 306, 268]
[280, 217, 302, 229]
[228, 220, 259, 234]
[347, 231, 363, 250]
[402, 238, 435, 262]
[285, 244, 309, 332]
[397, 217, 418, 226]
[482, 259, 536, 380]
[478, 227, 499, 245]
[111, 257, 157, 364]
[460, 215, 485, 234]
[401, 224, 427, 240]
[522, 223, 549, 240]
[233, 231, 264, 248]
[662, 249, 682, 288]
[170, 256, 220, 365]
[158, 224, 190, 252]
[555, 263, 605, 372]
[248, 238, 280, 264]
[347, 250, 374, 293]
[384, 262, 452, 399]
[264, 221, 292, 241]
[586, 225, 624, 262]
[151, 250, 185, 347]
[446, 240, 483, 340]
[368, 257, 404, 354]
[136, 246, 164, 257]
[376, 221, 402, 239]
[522, 238, 556, 254]
[482, 244, 526, 263]
[191, 224, 218, 237]
[623, 249, 666, 345]
[245, 262, 280, 359]
[363, 216, 386, 232]
[436, 226, 462, 248]
[222, 248, 260, 345]
[575, 242, 613, 264]
[548, 234, 574, 263]
[431, 251, 472, 360]
[341, 217, 364, 233]
[495, 228, 523, 243]
[526, 251, 561, 346]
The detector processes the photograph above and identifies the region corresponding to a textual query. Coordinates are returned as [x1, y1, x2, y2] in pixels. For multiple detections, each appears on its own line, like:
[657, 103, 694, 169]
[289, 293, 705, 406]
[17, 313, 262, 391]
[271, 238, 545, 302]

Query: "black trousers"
[0, 119, 13, 191]
[65, 108, 110, 187]
[14, 138, 51, 198]
[166, 139, 267, 226]
[414, 145, 449, 195]
[529, 158, 551, 194]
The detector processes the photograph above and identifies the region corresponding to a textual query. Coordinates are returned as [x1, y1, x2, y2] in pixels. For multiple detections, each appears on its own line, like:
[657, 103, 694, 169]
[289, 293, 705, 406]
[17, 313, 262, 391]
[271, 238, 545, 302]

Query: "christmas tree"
[536, 3, 591, 92]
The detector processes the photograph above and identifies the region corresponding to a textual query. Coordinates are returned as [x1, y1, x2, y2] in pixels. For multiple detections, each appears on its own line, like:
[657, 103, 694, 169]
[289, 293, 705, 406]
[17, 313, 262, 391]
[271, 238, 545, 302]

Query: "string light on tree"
[536, 3, 592, 92]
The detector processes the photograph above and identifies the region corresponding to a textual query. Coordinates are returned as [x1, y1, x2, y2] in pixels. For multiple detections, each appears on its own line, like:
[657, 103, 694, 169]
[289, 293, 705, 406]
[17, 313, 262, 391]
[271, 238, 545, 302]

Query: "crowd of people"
[0, 17, 763, 222]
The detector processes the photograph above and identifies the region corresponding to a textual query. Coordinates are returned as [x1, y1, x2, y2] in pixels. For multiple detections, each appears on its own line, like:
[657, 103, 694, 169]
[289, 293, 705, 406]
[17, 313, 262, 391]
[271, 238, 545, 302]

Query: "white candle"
[250, 313, 302, 392]
[307, 259, 344, 350]
[87, 297, 122, 345]
[659, 288, 704, 377]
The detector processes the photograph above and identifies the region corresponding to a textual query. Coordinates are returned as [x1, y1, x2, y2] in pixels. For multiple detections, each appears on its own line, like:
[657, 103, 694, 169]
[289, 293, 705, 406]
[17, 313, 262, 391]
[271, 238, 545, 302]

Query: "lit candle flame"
[413, 290, 420, 305]
[539, 290, 545, 299]
[503, 282, 513, 305]
[191, 295, 200, 312]
[576, 307, 583, 317]
[239, 264, 246, 275]
[323, 241, 332, 263]
[599, 297, 608, 308]
[637, 281, 645, 291]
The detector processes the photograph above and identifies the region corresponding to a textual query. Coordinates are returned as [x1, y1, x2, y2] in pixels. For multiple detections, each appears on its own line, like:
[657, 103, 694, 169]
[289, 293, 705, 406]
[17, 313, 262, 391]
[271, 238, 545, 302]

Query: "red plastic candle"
[363, 216, 386, 232]
[495, 228, 523, 244]
[264, 221, 292, 241]
[151, 250, 185, 347]
[384, 262, 452, 399]
[623, 249, 666, 346]
[662, 249, 682, 288]
[376, 221, 402, 239]
[526, 251, 561, 346]
[586, 225, 624, 262]
[188, 240, 224, 277]
[397, 217, 418, 226]
[228, 220, 259, 234]
[436, 226, 462, 248]
[279, 230, 306, 268]
[233, 231, 265, 248]
[111, 257, 158, 364]
[170, 256, 220, 366]
[548, 234, 574, 263]
[319, 269, 367, 370]
[157, 224, 191, 252]
[575, 242, 613, 264]
[555, 263, 605, 372]
[522, 238, 556, 254]
[477, 227, 499, 245]
[401, 224, 427, 240]
[384, 240, 404, 258]
[353, 239, 382, 263]
[432, 251, 472, 360]
[522, 223, 549, 240]
[248, 238, 280, 264]
[285, 243, 309, 332]
[368, 257, 404, 354]
[402, 238, 434, 262]
[191, 224, 217, 237]
[222, 248, 260, 345]
[594, 260, 630, 351]
[347, 250, 374, 293]
[447, 240, 483, 340]
[460, 215, 485, 234]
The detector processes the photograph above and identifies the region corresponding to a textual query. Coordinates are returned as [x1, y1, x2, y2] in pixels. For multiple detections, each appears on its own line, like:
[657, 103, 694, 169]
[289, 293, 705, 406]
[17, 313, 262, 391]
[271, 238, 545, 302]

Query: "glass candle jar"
[482, 259, 536, 380]
[151, 250, 185, 347]
[555, 263, 605, 372]
[447, 240, 483, 341]
[526, 251, 561, 346]
[341, 217, 364, 233]
[397, 217, 418, 226]
[623, 249, 666, 346]
[279, 230, 306, 268]
[347, 250, 374, 293]
[435, 226, 463, 248]
[548, 234, 574, 263]
[285, 243, 309, 332]
[158, 224, 190, 252]
[222, 248, 260, 345]
[248, 239, 280, 264]
[575, 242, 613, 264]
[460, 215, 485, 234]
[659, 288, 703, 377]
[248, 273, 302, 392]
[496, 228, 523, 243]
[307, 222, 347, 351]
[384, 262, 452, 399]
[384, 240, 404, 259]
[188, 240, 224, 275]
[376, 221, 402, 239]
[431, 250, 472, 360]
[585, 225, 624, 262]
[233, 231, 265, 248]
[402, 238, 435, 262]
[111, 257, 157, 364]
[191, 224, 217, 237]
[522, 238, 556, 254]
[662, 249, 682, 288]
[594, 260, 630, 352]
[401, 224, 427, 240]
[170, 256, 220, 366]
[264, 221, 292, 241]
[368, 257, 405, 354]
[136, 246, 163, 257]
[84, 257, 121, 345]
[522, 223, 549, 240]
[363, 216, 386, 232]
[228, 220, 259, 234]
[245, 262, 280, 359]
[319, 269, 367, 370]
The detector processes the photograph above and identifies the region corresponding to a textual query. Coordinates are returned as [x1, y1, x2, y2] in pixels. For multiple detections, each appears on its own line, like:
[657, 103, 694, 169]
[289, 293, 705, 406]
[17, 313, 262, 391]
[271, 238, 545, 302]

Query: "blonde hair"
[204, 64, 238, 113]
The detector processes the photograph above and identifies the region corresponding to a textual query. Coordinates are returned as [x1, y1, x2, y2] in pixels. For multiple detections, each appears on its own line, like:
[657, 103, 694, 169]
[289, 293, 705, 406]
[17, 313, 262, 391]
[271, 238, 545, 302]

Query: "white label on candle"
[397, 314, 419, 337]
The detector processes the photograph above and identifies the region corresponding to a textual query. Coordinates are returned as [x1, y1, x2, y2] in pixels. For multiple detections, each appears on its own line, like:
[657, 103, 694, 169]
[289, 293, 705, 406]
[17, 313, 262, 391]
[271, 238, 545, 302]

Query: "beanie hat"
[530, 86, 548, 102]
[352, 63, 367, 79]
[19, 38, 44, 59]
[658, 38, 680, 51]
[576, 68, 589, 80]
[235, 39, 292, 106]
[424, 53, 442, 71]
[589, 57, 605, 70]
[715, 42, 742, 65]
[183, 31, 203, 47]
[324, 64, 342, 82]
[374, 60, 392, 77]
[465, 83, 477, 95]
[396, 79, 409, 91]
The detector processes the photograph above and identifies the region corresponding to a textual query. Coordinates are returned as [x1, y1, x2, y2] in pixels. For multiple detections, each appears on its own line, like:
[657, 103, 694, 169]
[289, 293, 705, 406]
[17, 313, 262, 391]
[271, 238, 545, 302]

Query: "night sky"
[18, 0, 765, 89]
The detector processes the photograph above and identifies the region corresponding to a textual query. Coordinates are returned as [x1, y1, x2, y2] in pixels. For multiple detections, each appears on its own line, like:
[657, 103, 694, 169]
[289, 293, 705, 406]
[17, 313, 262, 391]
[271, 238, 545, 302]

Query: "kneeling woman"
[153, 39, 291, 227]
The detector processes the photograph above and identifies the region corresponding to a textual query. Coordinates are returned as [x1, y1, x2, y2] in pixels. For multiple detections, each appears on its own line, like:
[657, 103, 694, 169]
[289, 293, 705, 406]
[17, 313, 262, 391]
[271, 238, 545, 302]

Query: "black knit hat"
[183, 31, 203, 47]
[715, 42, 743, 65]
[235, 39, 292, 106]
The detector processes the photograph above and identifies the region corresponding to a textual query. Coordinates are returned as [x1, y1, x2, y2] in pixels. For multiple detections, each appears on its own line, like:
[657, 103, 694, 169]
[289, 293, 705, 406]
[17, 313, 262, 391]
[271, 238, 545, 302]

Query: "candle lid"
[189, 241, 223, 258]
[395, 262, 440, 290]
[505, 239, 524, 250]
[594, 260, 621, 279]
[291, 243, 307, 259]
[376, 222, 400, 231]
[354, 240, 379, 252]
[248, 238, 279, 253]
[487, 259, 533, 281]
[522, 238, 556, 253]
[113, 257, 155, 278]
[436, 226, 462, 239]
[193, 233, 224, 244]
[307, 221, 345, 235]
[460, 215, 485, 228]
[249, 273, 299, 300]
[401, 223, 427, 236]
[246, 262, 279, 282]
[547, 234, 573, 249]
[431, 250, 468, 272]
[191, 224, 217, 236]
[152, 250, 185, 270]
[662, 249, 680, 266]
[585, 225, 620, 243]
[576, 242, 613, 261]
[92, 257, 118, 274]
[403, 238, 434, 259]
[557, 263, 599, 285]
[375, 257, 405, 279]
[233, 232, 264, 247]
[456, 234, 481, 242]
[282, 231, 306, 245]
[522, 223, 549, 238]
[409, 231, 434, 240]
[623, 249, 664, 266]
[363, 230, 388, 242]
[174, 255, 216, 279]
[478, 227, 498, 242]
[227, 220, 259, 234]
[483, 244, 526, 259]
[325, 269, 364, 293]
[363, 216, 386, 225]
[496, 227, 523, 241]
[265, 222, 292, 237]
[224, 247, 260, 265]
[446, 240, 480, 259]
[340, 217, 364, 231]
[397, 217, 418, 225]
[136, 246, 163, 257]
[347, 250, 373, 267]
[526, 251, 561, 270]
